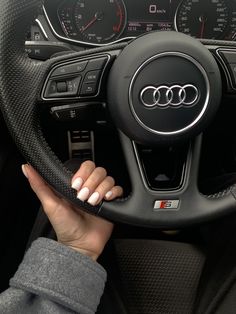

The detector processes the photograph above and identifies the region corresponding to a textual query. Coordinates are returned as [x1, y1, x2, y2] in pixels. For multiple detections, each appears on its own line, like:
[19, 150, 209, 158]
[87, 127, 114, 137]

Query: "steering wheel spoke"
[118, 132, 203, 204]
[100, 132, 236, 228]
[41, 50, 120, 103]
[183, 135, 203, 193]
[118, 131, 147, 195]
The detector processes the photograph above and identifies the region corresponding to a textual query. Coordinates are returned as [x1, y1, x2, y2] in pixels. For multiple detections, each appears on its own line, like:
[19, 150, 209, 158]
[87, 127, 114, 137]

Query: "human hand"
[22, 161, 123, 261]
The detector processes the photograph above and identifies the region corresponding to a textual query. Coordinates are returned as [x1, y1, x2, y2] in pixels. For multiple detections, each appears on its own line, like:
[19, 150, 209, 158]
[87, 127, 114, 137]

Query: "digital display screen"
[124, 0, 181, 36]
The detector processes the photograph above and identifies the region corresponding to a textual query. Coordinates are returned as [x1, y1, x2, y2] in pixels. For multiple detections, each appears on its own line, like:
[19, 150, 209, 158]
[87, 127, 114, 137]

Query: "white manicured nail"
[72, 177, 83, 190]
[88, 192, 100, 206]
[21, 165, 29, 179]
[77, 187, 90, 201]
[105, 191, 113, 200]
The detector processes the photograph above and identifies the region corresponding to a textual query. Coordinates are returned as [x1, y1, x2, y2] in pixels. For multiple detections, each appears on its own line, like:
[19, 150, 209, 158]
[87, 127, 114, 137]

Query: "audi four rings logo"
[140, 84, 200, 108]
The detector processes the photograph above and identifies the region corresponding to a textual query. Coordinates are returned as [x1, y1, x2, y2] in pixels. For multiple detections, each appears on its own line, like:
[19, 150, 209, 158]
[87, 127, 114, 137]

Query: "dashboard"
[43, 0, 236, 47]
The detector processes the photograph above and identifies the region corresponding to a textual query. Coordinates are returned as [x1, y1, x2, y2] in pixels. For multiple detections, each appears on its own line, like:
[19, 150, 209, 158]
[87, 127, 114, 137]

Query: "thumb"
[21, 164, 60, 213]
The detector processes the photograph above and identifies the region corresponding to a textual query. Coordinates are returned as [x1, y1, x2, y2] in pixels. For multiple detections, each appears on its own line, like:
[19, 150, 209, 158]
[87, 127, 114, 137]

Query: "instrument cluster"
[43, 0, 236, 46]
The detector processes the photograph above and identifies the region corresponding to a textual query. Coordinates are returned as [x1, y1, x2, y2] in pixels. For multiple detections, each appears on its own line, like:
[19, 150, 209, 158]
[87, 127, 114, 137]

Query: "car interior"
[2, 0, 236, 313]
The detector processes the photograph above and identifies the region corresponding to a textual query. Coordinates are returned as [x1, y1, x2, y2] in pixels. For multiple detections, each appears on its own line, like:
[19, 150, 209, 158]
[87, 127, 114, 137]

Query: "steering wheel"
[1, 0, 236, 229]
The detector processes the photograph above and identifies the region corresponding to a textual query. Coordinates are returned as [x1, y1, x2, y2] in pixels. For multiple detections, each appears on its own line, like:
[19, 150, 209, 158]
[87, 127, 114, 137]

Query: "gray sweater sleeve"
[0, 238, 106, 314]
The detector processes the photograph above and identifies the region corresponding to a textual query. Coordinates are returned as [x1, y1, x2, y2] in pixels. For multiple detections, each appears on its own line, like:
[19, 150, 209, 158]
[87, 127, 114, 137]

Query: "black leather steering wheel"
[1, 0, 236, 229]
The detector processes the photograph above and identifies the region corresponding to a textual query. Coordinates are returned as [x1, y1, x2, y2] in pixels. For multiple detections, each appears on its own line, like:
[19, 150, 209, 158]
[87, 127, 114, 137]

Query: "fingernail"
[21, 164, 29, 179]
[72, 177, 83, 190]
[77, 187, 90, 202]
[88, 192, 100, 206]
[105, 191, 113, 200]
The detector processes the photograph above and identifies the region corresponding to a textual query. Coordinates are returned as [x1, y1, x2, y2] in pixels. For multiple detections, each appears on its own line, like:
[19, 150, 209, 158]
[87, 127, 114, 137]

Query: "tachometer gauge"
[176, 0, 229, 39]
[74, 0, 126, 44]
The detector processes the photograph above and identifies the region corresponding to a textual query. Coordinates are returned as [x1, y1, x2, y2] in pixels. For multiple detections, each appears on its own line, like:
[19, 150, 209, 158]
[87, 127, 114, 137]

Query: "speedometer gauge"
[176, 0, 229, 40]
[74, 0, 126, 44]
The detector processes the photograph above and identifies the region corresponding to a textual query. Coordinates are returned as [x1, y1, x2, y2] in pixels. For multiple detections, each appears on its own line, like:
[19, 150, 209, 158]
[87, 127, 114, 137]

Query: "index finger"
[71, 160, 96, 191]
